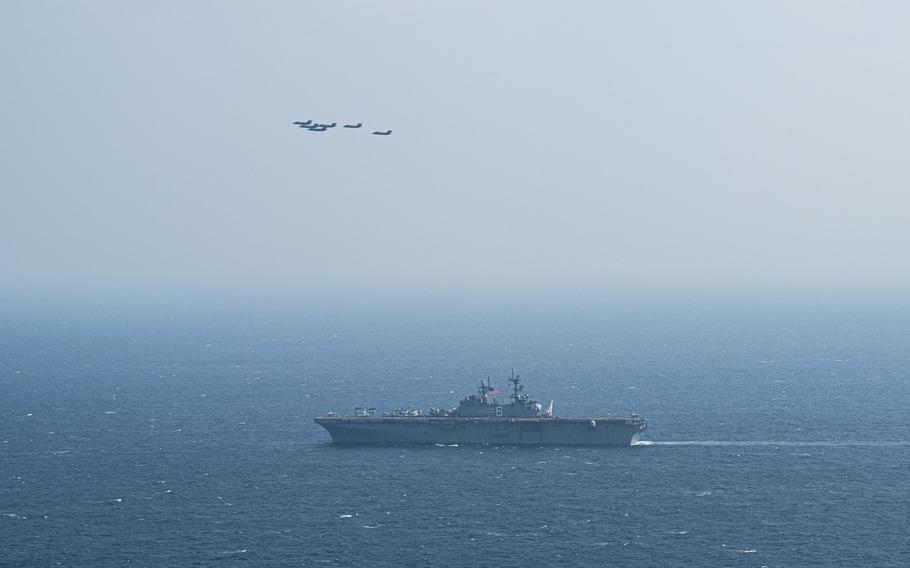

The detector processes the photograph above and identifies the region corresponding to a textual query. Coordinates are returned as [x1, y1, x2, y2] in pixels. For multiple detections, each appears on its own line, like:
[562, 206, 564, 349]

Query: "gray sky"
[3, 1, 909, 310]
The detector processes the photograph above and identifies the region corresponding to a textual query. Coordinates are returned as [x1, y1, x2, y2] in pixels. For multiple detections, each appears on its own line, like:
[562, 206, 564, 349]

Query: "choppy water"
[2, 309, 909, 566]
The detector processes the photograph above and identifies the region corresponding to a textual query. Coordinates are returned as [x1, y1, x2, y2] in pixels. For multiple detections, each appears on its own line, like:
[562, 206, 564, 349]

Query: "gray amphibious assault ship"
[315, 372, 647, 446]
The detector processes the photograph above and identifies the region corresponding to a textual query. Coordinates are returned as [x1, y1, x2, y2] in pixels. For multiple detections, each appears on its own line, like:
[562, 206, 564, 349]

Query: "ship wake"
[639, 440, 909, 448]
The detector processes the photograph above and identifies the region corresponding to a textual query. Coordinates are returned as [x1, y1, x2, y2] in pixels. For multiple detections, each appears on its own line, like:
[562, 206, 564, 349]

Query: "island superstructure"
[314, 372, 647, 446]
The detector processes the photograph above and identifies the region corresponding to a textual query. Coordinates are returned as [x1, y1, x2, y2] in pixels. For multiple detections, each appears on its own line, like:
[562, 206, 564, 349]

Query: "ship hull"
[314, 416, 646, 446]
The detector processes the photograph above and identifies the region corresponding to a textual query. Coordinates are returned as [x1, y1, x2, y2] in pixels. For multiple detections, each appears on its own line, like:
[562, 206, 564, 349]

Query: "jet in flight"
[290, 120, 390, 136]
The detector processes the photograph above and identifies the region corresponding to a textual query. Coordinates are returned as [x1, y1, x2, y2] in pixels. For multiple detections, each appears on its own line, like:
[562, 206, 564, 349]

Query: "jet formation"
[292, 120, 392, 136]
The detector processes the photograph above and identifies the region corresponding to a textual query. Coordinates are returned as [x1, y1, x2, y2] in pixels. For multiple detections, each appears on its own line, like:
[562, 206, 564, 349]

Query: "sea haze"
[2, 305, 909, 567]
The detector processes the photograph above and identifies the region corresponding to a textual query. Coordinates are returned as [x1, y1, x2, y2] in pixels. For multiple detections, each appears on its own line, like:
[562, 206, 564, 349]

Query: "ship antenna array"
[509, 369, 523, 403]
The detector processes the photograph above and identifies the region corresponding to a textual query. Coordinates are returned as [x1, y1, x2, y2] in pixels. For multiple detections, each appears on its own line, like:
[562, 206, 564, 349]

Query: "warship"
[314, 372, 647, 446]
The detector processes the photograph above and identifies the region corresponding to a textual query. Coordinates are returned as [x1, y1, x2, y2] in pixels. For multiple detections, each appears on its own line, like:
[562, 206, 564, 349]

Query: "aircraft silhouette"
[291, 120, 391, 136]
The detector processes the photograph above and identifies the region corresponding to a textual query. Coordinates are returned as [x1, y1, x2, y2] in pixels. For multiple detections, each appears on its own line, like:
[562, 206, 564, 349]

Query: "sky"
[3, 1, 909, 313]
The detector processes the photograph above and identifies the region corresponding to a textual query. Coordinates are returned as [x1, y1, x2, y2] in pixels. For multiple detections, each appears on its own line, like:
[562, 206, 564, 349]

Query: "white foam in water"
[338, 514, 353, 518]
[650, 440, 910, 447]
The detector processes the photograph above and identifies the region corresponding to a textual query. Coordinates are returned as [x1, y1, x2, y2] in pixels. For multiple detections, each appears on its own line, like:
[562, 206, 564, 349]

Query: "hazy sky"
[3, 2, 909, 310]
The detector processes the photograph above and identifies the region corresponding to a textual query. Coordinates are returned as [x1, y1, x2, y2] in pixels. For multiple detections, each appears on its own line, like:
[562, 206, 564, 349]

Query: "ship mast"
[509, 369, 523, 404]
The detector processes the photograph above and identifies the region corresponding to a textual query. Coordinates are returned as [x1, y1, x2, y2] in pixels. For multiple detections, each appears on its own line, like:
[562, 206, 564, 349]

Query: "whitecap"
[362, 524, 383, 529]
[338, 514, 353, 518]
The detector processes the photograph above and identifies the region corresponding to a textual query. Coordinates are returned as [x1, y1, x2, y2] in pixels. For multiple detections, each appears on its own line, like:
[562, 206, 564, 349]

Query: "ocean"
[2, 305, 909, 566]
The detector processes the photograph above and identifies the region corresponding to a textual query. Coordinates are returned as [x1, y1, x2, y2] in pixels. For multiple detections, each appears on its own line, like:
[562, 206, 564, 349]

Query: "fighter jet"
[293, 120, 313, 126]
[325, 123, 337, 128]
[372, 130, 392, 135]
[343, 123, 363, 128]
[308, 125, 328, 132]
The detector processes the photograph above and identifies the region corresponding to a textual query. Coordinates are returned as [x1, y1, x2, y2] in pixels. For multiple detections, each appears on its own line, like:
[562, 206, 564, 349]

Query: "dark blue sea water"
[2, 306, 909, 566]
